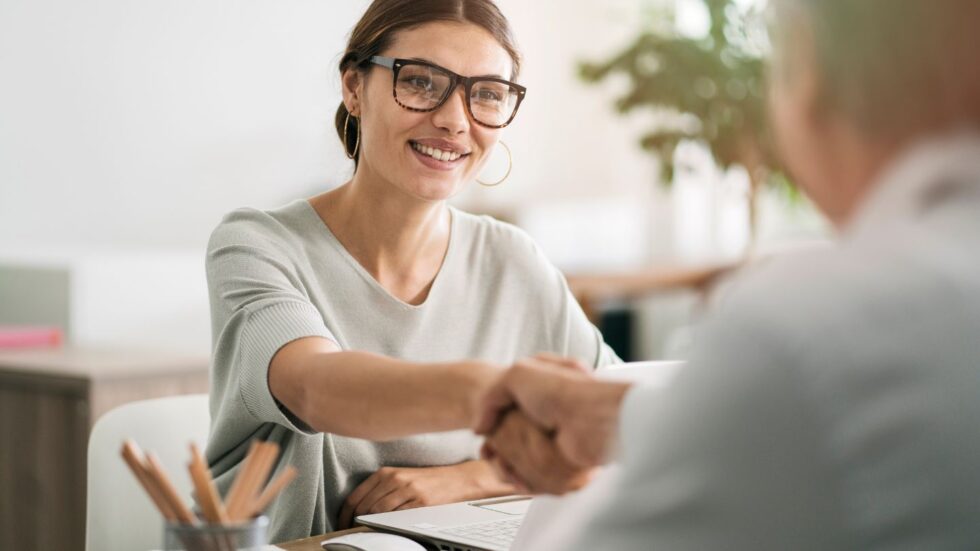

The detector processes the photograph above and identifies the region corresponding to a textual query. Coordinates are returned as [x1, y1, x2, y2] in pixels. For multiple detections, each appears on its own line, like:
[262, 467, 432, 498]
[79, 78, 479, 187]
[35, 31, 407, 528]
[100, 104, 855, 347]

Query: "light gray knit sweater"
[203, 199, 618, 543]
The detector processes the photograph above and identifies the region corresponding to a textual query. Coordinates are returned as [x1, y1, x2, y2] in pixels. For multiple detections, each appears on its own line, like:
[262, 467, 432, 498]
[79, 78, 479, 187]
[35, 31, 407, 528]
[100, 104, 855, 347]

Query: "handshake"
[472, 354, 632, 495]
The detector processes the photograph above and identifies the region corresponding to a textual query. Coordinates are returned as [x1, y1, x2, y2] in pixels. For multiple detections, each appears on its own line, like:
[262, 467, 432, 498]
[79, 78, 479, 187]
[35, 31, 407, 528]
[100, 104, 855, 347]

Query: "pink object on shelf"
[0, 326, 64, 349]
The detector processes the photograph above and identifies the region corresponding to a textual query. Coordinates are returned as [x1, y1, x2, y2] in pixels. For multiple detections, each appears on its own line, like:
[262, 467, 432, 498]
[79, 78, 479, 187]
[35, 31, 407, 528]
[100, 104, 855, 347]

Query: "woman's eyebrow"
[405, 57, 505, 80]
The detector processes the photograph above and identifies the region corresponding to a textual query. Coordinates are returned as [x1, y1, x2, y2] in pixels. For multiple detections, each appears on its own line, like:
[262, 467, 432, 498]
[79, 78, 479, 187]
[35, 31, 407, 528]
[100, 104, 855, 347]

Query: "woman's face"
[344, 21, 515, 202]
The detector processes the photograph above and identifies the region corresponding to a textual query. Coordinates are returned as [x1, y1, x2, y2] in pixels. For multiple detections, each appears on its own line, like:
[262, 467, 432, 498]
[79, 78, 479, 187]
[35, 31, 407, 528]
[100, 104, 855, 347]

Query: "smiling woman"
[202, 0, 620, 544]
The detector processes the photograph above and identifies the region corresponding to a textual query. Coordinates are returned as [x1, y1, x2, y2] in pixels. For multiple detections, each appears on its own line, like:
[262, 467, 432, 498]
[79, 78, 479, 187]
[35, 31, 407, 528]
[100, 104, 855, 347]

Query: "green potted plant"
[579, 0, 791, 243]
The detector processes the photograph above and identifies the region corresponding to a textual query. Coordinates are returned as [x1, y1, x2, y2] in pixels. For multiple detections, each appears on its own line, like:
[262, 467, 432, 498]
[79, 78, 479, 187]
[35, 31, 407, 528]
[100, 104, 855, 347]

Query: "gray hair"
[769, 0, 980, 140]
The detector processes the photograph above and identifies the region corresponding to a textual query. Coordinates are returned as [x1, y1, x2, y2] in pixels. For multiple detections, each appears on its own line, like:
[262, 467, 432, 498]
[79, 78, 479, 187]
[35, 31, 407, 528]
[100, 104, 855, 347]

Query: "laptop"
[351, 361, 685, 551]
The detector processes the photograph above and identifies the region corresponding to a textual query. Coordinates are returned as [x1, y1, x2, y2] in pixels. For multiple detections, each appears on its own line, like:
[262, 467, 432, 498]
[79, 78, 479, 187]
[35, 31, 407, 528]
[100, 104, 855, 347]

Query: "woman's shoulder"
[451, 207, 556, 274]
[454, 208, 539, 251]
[208, 200, 315, 251]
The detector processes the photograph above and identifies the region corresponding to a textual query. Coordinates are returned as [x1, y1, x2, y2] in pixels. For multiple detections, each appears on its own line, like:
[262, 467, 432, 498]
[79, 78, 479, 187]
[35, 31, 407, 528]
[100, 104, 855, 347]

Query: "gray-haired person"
[477, 1, 980, 549]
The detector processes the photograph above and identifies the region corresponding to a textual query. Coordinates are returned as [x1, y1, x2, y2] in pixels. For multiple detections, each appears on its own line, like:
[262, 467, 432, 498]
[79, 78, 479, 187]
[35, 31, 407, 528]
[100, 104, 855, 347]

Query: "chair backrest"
[86, 394, 210, 551]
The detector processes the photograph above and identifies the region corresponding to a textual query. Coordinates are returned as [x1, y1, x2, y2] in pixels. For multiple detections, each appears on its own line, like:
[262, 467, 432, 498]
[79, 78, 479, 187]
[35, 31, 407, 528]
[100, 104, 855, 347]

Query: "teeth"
[413, 142, 462, 162]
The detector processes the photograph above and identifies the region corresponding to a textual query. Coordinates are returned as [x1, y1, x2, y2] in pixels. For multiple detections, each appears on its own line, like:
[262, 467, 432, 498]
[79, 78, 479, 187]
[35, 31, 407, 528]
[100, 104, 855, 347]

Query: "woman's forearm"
[269, 337, 501, 440]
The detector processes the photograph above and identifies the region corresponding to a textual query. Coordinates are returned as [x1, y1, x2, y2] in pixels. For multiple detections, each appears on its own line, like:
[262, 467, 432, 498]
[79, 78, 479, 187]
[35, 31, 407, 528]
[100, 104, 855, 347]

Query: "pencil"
[120, 440, 176, 521]
[239, 443, 279, 519]
[188, 443, 229, 524]
[222, 440, 261, 521]
[228, 442, 278, 520]
[248, 465, 297, 518]
[145, 452, 197, 524]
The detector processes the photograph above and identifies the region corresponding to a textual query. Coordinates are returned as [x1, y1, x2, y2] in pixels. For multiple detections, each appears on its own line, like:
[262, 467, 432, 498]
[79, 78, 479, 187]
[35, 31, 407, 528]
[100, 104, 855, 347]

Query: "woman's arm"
[269, 336, 501, 440]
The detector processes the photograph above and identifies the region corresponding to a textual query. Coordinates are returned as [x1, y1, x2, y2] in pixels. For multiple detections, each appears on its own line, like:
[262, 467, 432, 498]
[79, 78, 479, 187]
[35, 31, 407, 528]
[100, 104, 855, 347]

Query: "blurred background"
[0, 0, 829, 360]
[0, 1, 833, 547]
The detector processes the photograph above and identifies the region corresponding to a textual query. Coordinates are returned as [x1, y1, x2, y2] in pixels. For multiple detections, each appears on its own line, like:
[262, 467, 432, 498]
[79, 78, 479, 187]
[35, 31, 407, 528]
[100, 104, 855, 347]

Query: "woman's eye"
[404, 77, 433, 90]
[475, 89, 502, 102]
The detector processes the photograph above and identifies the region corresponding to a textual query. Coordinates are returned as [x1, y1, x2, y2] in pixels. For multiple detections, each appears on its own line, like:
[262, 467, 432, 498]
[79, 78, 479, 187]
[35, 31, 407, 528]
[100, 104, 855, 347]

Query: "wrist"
[465, 459, 516, 498]
[458, 361, 504, 428]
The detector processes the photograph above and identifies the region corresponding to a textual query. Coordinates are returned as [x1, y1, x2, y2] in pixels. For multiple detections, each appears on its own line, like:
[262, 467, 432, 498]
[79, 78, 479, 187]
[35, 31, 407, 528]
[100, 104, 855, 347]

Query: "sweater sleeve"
[488, 217, 622, 370]
[206, 211, 336, 433]
[556, 272, 622, 370]
[527, 237, 621, 370]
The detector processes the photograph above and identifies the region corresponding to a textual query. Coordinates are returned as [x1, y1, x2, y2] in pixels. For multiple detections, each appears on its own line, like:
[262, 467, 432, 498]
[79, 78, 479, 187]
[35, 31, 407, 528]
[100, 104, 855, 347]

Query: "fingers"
[532, 353, 590, 373]
[482, 442, 530, 493]
[362, 486, 413, 516]
[338, 470, 382, 529]
[507, 356, 589, 424]
[555, 426, 606, 469]
[486, 410, 593, 495]
[480, 441, 496, 461]
[393, 499, 426, 512]
[338, 467, 406, 529]
[491, 457, 531, 494]
[476, 356, 586, 436]
[552, 380, 631, 468]
[474, 370, 519, 435]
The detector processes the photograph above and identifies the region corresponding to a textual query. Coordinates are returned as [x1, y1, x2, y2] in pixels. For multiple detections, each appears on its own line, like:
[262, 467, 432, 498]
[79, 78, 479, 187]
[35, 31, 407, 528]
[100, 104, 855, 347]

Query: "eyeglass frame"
[364, 55, 527, 129]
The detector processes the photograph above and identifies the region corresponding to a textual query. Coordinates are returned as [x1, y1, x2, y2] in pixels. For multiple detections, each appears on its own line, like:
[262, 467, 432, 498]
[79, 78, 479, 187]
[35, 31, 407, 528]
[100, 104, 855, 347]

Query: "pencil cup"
[163, 515, 269, 550]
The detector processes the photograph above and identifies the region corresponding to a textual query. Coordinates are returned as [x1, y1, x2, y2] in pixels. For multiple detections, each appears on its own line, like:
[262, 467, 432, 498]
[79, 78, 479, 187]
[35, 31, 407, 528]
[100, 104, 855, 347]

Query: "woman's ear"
[341, 68, 363, 117]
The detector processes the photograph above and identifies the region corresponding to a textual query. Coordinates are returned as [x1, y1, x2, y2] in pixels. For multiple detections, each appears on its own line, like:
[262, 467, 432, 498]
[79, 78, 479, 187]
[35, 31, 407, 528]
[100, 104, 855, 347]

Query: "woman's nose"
[431, 87, 470, 134]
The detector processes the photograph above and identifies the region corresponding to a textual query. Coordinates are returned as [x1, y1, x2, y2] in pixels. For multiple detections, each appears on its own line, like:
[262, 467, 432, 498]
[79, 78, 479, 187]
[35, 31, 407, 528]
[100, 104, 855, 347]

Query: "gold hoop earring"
[477, 141, 512, 187]
[343, 112, 360, 159]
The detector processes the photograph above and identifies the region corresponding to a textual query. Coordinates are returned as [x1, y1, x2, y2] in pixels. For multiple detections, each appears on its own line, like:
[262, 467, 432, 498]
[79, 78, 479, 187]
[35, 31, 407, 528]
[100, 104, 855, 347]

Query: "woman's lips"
[408, 142, 467, 171]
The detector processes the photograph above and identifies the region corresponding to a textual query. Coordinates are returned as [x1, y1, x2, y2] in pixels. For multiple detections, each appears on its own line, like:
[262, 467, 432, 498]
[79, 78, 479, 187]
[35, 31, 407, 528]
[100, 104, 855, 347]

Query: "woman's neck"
[310, 174, 451, 303]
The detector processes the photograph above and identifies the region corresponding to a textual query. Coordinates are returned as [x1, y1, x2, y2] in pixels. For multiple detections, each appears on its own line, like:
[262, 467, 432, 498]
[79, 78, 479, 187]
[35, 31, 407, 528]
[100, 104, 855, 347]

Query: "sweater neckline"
[297, 199, 459, 311]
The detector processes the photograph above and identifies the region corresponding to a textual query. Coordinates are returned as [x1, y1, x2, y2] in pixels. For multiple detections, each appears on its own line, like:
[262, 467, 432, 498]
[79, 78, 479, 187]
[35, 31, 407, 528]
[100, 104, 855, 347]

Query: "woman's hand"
[337, 460, 514, 529]
[482, 409, 596, 495]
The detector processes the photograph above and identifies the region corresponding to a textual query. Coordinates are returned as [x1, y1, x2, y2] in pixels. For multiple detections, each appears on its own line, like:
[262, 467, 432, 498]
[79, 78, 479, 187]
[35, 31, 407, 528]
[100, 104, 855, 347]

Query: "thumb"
[554, 426, 605, 469]
[474, 376, 516, 434]
[533, 353, 590, 374]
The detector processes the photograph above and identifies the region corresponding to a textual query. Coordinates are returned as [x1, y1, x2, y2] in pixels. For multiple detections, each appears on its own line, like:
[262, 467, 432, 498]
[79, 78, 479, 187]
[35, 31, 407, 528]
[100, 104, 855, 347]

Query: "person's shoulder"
[453, 208, 536, 245]
[207, 200, 311, 251]
[679, 248, 868, 427]
[452, 208, 549, 269]
[706, 241, 934, 355]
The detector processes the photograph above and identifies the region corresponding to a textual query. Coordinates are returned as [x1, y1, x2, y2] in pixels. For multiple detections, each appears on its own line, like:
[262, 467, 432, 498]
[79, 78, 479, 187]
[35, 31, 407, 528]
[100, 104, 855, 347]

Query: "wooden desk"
[278, 527, 373, 550]
[566, 262, 735, 322]
[0, 347, 209, 551]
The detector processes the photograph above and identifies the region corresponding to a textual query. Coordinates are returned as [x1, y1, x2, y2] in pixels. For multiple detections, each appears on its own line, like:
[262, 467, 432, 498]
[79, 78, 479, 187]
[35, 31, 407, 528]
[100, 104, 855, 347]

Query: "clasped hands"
[338, 354, 630, 529]
[474, 354, 632, 495]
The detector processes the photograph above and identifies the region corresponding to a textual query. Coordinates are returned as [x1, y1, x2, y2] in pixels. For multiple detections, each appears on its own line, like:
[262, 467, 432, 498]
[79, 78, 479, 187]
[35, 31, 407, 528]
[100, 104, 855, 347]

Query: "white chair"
[86, 394, 210, 551]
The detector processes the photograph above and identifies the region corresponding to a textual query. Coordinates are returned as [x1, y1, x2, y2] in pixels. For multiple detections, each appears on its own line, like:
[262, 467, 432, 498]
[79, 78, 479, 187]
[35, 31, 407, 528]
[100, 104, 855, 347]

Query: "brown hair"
[335, 0, 522, 166]
[771, 0, 980, 141]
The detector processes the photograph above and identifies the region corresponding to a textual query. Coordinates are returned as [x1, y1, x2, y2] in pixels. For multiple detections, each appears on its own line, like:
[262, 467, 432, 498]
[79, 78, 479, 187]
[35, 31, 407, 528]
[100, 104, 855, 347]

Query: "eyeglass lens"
[394, 63, 521, 127]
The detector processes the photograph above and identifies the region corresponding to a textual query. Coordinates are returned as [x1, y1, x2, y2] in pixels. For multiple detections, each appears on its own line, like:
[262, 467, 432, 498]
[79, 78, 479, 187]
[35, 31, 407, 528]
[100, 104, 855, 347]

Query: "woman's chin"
[404, 177, 466, 202]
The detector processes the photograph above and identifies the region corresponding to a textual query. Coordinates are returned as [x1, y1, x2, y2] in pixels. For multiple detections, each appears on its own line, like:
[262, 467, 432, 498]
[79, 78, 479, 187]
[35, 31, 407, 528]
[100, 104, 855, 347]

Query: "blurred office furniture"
[0, 348, 209, 551]
[567, 263, 735, 361]
[86, 394, 210, 551]
[566, 263, 733, 323]
[0, 250, 211, 354]
[510, 200, 740, 360]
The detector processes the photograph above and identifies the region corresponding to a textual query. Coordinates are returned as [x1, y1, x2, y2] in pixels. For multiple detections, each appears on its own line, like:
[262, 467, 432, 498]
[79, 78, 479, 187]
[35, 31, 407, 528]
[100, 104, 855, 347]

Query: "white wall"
[0, 0, 664, 254]
[0, 0, 825, 356]
[456, 0, 663, 210]
[0, 0, 369, 250]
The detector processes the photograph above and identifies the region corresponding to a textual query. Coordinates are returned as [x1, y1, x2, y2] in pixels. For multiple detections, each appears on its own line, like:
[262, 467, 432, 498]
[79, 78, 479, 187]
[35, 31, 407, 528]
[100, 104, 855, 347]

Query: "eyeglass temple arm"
[368, 55, 396, 69]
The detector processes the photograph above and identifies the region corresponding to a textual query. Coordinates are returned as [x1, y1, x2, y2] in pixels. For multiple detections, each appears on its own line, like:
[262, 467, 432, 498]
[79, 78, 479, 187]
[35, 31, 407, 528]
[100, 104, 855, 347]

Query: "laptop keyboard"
[440, 517, 523, 548]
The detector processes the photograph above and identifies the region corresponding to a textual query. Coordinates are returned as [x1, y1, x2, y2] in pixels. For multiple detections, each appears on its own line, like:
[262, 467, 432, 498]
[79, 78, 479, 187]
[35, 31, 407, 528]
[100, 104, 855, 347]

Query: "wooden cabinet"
[0, 348, 209, 551]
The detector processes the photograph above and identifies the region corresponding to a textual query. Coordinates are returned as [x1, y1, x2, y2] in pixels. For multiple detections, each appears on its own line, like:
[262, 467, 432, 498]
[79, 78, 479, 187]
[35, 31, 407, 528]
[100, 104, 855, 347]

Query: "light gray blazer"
[569, 133, 980, 550]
